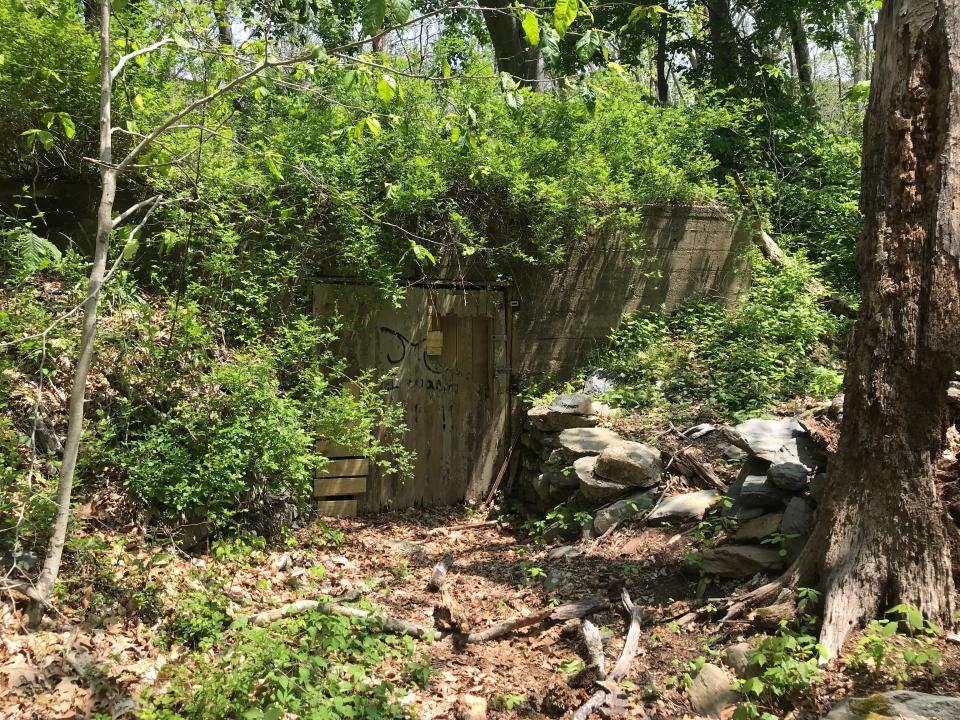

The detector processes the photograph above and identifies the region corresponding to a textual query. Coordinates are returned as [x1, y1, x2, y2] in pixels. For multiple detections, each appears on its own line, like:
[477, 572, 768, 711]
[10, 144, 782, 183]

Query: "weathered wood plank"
[314, 476, 367, 497]
[315, 499, 357, 517]
[319, 458, 368, 478]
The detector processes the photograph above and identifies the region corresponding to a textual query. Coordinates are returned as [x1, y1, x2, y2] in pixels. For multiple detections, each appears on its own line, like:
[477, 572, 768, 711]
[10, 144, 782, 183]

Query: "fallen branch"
[480, 436, 519, 509]
[572, 590, 643, 720]
[463, 596, 606, 643]
[427, 553, 454, 592]
[671, 447, 727, 492]
[427, 520, 498, 535]
[249, 599, 435, 638]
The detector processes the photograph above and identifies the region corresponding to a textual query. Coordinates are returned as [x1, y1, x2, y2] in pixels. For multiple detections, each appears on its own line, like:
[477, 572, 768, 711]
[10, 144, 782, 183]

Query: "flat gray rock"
[734, 513, 783, 542]
[810, 471, 828, 504]
[528, 405, 598, 433]
[593, 490, 657, 534]
[688, 663, 738, 718]
[549, 393, 594, 415]
[647, 490, 718, 524]
[583, 368, 617, 396]
[780, 496, 814, 558]
[594, 440, 662, 488]
[768, 458, 809, 491]
[740, 474, 792, 509]
[575, 455, 632, 502]
[697, 545, 785, 577]
[559, 427, 622, 461]
[825, 691, 960, 720]
[723, 417, 816, 465]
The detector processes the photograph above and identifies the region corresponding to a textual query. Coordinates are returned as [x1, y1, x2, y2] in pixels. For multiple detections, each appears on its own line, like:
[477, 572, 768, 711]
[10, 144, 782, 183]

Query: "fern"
[7, 227, 61, 275]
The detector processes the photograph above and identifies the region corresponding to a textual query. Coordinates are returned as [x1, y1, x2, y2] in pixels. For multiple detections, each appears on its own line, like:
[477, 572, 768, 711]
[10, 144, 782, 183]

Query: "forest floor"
[2, 477, 959, 719]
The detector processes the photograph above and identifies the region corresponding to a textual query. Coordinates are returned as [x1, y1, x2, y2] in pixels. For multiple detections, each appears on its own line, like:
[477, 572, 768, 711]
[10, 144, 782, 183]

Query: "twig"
[480, 436, 519, 509]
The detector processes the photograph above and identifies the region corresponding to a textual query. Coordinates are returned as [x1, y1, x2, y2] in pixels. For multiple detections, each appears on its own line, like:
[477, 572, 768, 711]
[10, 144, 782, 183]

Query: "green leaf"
[172, 33, 190, 50]
[541, 24, 560, 64]
[410, 242, 436, 265]
[14, 229, 61, 275]
[521, 11, 540, 46]
[264, 153, 284, 180]
[41, 111, 55, 128]
[388, 0, 412, 24]
[365, 116, 382, 136]
[376, 74, 397, 102]
[362, 0, 387, 36]
[57, 113, 76, 139]
[553, 0, 578, 35]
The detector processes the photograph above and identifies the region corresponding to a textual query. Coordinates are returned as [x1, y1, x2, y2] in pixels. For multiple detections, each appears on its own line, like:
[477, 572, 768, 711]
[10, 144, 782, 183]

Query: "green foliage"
[122, 356, 315, 532]
[848, 604, 942, 682]
[141, 610, 431, 720]
[598, 252, 847, 418]
[734, 623, 825, 719]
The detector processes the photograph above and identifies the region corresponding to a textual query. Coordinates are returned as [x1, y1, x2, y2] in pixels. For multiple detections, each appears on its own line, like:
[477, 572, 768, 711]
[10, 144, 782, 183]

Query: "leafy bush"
[141, 610, 432, 720]
[848, 604, 942, 682]
[123, 356, 315, 532]
[598, 252, 848, 418]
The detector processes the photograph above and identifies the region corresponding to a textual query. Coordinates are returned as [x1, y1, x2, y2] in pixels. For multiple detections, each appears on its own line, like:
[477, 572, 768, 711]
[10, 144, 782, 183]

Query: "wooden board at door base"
[313, 283, 511, 511]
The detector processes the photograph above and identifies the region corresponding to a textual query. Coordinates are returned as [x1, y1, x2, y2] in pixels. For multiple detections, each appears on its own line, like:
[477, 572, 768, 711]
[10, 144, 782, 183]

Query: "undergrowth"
[594, 252, 849, 419]
[140, 609, 432, 720]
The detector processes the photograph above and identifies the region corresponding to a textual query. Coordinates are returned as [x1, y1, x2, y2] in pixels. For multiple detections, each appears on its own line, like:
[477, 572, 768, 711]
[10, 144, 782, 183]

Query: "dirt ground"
[2, 500, 957, 720]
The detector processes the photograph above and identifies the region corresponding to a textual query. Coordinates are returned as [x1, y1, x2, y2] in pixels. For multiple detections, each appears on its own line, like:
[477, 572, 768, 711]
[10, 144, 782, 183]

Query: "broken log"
[580, 620, 606, 675]
[434, 583, 472, 633]
[463, 596, 606, 643]
[571, 590, 643, 720]
[671, 447, 727, 492]
[427, 553, 454, 591]
[427, 520, 498, 535]
[480, 436, 519, 509]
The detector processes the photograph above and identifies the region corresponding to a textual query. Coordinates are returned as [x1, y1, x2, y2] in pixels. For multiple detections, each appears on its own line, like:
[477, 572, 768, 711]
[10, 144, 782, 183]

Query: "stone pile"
[519, 393, 665, 535]
[694, 417, 828, 578]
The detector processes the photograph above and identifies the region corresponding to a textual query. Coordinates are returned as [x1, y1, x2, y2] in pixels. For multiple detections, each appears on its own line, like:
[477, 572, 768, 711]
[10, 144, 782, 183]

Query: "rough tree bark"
[477, 0, 545, 89]
[729, 0, 959, 659]
[29, 0, 118, 623]
[788, 13, 817, 112]
[656, 10, 669, 104]
[703, 0, 740, 88]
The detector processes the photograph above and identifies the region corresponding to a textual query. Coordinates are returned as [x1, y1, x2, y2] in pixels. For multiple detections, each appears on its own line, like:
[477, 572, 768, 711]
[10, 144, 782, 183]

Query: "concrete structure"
[314, 205, 751, 511]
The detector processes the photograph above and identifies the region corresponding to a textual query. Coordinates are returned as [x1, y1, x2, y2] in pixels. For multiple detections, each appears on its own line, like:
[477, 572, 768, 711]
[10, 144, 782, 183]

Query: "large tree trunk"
[788, 13, 817, 112]
[477, 0, 545, 89]
[29, 0, 117, 624]
[791, 0, 959, 658]
[656, 11, 669, 104]
[703, 0, 740, 88]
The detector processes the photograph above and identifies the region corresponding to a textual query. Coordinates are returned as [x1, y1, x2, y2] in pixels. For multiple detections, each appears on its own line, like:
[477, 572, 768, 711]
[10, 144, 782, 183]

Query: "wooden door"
[314, 283, 510, 510]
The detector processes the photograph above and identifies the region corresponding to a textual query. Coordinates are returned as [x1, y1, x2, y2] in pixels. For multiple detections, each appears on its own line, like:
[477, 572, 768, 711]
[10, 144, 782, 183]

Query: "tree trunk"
[477, 0, 545, 89]
[703, 0, 740, 88]
[794, 0, 959, 658]
[656, 11, 669, 104]
[788, 13, 817, 112]
[29, 0, 117, 624]
[213, 1, 234, 46]
[845, 4, 865, 84]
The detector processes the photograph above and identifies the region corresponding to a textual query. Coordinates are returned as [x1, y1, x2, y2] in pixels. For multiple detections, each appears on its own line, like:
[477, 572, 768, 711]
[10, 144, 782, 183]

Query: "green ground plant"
[597, 253, 848, 419]
[847, 604, 942, 682]
[141, 610, 432, 720]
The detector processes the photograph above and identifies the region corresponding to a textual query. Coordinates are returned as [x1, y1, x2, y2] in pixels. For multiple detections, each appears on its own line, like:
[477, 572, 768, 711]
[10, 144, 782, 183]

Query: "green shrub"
[599, 252, 848, 418]
[141, 610, 432, 720]
[848, 604, 942, 682]
[122, 356, 314, 532]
